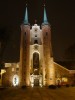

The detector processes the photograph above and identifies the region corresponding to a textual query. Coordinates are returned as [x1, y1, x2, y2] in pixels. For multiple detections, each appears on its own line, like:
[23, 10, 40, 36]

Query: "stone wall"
[54, 62, 70, 85]
[2, 63, 20, 87]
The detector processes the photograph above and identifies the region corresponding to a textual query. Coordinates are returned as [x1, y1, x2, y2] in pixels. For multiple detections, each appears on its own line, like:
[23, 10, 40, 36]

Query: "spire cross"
[23, 2, 29, 25]
[26, 3, 27, 6]
[42, 0, 49, 25]
[35, 20, 37, 24]
[44, 0, 46, 6]
[26, 0, 27, 6]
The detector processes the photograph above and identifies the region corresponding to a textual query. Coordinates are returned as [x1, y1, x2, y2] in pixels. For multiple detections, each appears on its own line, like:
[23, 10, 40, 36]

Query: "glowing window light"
[40, 83, 42, 87]
[31, 83, 34, 87]
[30, 75, 34, 87]
[5, 63, 11, 67]
[62, 78, 68, 82]
[13, 75, 19, 86]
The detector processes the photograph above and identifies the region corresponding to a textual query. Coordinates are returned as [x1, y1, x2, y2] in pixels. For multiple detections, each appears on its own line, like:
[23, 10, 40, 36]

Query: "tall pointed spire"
[23, 4, 29, 25]
[43, 4, 49, 25]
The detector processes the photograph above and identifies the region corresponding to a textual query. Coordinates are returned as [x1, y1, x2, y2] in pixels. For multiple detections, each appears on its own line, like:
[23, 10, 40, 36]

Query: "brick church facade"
[0, 5, 75, 87]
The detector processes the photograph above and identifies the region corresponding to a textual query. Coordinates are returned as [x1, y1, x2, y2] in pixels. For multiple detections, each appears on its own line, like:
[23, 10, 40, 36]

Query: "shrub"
[66, 84, 70, 87]
[57, 85, 61, 88]
[0, 87, 6, 90]
[21, 85, 27, 89]
[48, 85, 56, 89]
[71, 84, 75, 87]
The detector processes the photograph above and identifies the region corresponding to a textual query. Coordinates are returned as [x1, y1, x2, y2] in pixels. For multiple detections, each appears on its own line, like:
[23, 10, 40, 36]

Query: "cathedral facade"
[0, 5, 75, 87]
[19, 5, 55, 87]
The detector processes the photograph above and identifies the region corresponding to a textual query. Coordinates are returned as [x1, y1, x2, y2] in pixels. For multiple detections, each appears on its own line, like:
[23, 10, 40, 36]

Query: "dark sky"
[0, 0, 75, 62]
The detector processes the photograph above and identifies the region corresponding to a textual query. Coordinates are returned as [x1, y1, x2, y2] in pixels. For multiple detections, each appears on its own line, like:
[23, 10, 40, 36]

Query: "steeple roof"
[23, 4, 29, 25]
[42, 5, 49, 25]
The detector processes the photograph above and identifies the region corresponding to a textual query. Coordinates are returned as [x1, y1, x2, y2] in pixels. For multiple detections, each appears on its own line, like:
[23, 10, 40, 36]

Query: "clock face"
[34, 45, 38, 50]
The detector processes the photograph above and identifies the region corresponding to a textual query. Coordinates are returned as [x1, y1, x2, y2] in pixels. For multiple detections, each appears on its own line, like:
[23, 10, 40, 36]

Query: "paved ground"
[0, 86, 75, 100]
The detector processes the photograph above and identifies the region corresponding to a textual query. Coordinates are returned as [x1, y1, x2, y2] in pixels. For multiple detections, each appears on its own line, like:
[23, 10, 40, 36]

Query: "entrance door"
[34, 79, 39, 86]
[30, 75, 43, 87]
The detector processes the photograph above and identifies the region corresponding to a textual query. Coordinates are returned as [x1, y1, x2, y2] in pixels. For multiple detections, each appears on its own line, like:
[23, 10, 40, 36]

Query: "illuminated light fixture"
[17, 64, 19, 68]
[13, 75, 19, 86]
[40, 83, 42, 87]
[62, 77, 68, 82]
[39, 77, 43, 87]
[30, 75, 34, 87]
[5, 63, 11, 67]
[31, 83, 34, 87]
[1, 69, 6, 74]
[34, 69, 38, 71]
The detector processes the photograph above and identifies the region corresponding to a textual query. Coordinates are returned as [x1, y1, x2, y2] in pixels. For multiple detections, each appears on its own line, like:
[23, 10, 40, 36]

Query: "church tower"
[20, 5, 30, 86]
[19, 4, 55, 87]
[41, 5, 55, 85]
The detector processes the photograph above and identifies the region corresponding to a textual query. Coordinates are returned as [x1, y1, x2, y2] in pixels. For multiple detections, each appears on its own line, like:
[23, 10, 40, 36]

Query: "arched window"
[33, 52, 39, 68]
[35, 35, 37, 37]
[34, 40, 38, 44]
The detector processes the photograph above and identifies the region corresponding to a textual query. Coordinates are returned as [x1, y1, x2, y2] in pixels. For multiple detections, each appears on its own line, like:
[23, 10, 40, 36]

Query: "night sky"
[0, 0, 75, 62]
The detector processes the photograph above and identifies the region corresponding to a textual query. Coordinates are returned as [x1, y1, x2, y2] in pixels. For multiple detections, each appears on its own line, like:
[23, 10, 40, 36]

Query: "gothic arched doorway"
[33, 52, 39, 86]
[30, 52, 43, 87]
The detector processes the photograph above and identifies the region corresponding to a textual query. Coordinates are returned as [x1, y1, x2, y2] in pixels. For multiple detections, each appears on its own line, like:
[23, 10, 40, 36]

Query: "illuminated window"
[35, 35, 37, 37]
[62, 78, 68, 82]
[12, 68, 14, 72]
[13, 75, 19, 86]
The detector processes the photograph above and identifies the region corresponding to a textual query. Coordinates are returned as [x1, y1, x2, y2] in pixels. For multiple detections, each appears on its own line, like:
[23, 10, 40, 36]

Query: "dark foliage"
[0, 86, 6, 90]
[65, 84, 70, 87]
[57, 85, 61, 88]
[21, 85, 27, 89]
[48, 85, 57, 89]
[71, 84, 75, 87]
